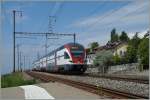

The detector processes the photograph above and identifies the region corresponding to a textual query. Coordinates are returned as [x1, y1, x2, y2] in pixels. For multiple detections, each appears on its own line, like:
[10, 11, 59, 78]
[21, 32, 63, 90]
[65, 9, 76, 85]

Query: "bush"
[112, 54, 129, 65]
[125, 33, 141, 63]
[113, 54, 121, 65]
[120, 56, 128, 64]
[125, 45, 137, 63]
[93, 50, 113, 73]
[138, 38, 149, 70]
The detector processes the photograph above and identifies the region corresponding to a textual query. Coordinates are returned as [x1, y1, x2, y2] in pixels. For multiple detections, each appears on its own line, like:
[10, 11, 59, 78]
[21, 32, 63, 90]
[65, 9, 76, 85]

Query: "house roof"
[94, 41, 128, 52]
[144, 31, 149, 38]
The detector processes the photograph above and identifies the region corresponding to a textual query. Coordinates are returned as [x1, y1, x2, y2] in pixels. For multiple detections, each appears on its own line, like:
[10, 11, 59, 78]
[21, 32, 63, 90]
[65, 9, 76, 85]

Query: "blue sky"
[1, 0, 149, 74]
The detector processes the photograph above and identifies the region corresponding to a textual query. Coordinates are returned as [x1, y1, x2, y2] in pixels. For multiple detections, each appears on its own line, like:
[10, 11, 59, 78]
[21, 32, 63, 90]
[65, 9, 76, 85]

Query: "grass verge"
[1, 72, 36, 88]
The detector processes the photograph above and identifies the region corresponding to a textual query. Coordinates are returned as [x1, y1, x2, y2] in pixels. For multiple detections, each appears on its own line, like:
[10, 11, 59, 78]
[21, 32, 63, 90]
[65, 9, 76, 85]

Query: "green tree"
[126, 45, 137, 63]
[111, 28, 119, 42]
[89, 42, 99, 52]
[93, 50, 113, 73]
[138, 37, 149, 70]
[119, 31, 129, 42]
[125, 32, 141, 63]
[129, 32, 141, 49]
[86, 48, 90, 54]
[113, 54, 121, 65]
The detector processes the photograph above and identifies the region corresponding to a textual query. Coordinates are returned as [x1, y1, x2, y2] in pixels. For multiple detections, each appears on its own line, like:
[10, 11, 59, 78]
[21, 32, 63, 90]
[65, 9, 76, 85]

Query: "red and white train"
[33, 43, 87, 74]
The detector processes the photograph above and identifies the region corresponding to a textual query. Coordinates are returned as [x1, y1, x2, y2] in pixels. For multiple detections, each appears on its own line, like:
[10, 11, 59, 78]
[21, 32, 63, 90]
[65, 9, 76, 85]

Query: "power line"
[98, 2, 146, 28]
[15, 32, 75, 36]
[36, 2, 61, 33]
[16, 36, 37, 39]
[85, 3, 147, 30]
[87, 4, 127, 29]
[86, 2, 107, 17]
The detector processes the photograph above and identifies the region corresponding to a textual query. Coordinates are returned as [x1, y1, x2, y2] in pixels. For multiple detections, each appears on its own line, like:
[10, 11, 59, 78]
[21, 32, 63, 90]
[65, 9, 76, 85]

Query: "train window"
[71, 50, 83, 57]
[64, 52, 69, 59]
[72, 53, 83, 57]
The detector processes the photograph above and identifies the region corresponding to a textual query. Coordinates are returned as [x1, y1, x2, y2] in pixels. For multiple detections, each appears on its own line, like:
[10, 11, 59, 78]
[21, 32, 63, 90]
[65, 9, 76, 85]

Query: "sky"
[1, 0, 149, 74]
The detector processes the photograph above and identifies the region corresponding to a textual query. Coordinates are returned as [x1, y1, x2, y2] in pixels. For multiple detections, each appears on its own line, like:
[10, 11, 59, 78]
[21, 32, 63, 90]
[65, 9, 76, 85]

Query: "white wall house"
[113, 43, 128, 57]
[86, 42, 128, 66]
[86, 53, 96, 65]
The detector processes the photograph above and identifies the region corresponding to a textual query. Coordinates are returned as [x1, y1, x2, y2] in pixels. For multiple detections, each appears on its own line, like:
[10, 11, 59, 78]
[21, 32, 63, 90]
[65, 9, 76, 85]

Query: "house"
[144, 31, 149, 38]
[86, 42, 128, 65]
[86, 52, 96, 65]
[85, 48, 95, 65]
[94, 41, 128, 57]
[113, 42, 128, 57]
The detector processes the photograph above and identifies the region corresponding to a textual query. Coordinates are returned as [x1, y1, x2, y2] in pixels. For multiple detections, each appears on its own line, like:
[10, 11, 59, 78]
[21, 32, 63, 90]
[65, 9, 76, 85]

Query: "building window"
[120, 51, 122, 56]
[124, 51, 126, 55]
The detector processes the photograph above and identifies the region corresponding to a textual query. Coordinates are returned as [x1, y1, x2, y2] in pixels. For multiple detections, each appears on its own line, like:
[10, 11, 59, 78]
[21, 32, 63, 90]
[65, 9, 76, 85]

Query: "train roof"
[34, 42, 84, 62]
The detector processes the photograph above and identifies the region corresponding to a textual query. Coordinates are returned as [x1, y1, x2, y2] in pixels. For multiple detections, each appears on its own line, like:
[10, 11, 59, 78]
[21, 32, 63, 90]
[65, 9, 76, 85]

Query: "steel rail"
[26, 71, 149, 99]
[84, 73, 149, 84]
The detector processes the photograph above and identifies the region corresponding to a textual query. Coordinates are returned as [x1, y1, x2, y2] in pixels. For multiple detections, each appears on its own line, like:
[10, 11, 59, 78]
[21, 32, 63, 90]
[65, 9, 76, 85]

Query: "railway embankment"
[32, 71, 149, 97]
[27, 71, 149, 99]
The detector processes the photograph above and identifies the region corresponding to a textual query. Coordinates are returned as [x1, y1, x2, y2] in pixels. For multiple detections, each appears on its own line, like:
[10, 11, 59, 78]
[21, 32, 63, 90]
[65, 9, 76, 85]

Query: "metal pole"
[28, 58, 30, 68]
[17, 44, 19, 71]
[29, 58, 30, 70]
[20, 51, 22, 72]
[45, 33, 47, 68]
[13, 10, 16, 72]
[24, 55, 25, 71]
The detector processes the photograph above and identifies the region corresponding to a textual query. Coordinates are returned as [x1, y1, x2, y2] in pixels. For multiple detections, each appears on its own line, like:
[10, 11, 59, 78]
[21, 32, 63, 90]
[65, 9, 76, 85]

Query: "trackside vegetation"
[138, 37, 149, 71]
[1, 72, 36, 88]
[93, 28, 149, 72]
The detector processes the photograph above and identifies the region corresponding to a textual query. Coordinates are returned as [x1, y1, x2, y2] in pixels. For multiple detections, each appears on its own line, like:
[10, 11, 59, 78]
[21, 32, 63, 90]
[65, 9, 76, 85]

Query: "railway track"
[26, 71, 149, 99]
[83, 73, 149, 84]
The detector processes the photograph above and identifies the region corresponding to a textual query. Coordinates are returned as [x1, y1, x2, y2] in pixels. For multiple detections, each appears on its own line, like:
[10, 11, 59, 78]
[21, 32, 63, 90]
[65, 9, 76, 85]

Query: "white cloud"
[69, 0, 149, 46]
[72, 0, 149, 29]
[128, 29, 149, 39]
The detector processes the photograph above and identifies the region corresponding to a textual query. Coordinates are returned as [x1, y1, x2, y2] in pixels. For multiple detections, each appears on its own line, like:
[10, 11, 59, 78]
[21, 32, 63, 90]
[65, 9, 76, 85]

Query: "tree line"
[89, 28, 149, 72]
[110, 28, 129, 42]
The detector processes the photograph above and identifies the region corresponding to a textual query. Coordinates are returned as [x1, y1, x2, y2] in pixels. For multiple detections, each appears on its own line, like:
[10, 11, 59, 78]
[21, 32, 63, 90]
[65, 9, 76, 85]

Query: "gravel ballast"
[41, 72, 149, 97]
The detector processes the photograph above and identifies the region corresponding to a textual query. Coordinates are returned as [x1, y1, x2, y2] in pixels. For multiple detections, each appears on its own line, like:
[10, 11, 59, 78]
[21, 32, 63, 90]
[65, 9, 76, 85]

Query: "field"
[1, 72, 36, 88]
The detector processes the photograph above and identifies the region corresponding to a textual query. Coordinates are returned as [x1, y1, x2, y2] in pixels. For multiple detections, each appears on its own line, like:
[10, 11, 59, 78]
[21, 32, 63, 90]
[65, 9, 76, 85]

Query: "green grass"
[1, 72, 36, 88]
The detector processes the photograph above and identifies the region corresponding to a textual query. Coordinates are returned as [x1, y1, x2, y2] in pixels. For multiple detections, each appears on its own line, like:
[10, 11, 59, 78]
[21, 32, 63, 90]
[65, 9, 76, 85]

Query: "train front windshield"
[70, 45, 84, 57]
[71, 51, 84, 57]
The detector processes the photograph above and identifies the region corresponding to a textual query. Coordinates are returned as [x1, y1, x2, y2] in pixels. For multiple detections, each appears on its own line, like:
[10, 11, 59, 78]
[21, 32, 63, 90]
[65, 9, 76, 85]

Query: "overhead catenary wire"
[86, 2, 107, 17]
[85, 3, 129, 30]
[82, 1, 146, 33]
[16, 36, 37, 39]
